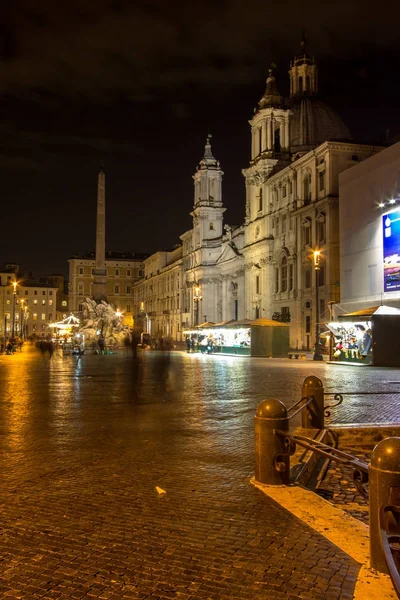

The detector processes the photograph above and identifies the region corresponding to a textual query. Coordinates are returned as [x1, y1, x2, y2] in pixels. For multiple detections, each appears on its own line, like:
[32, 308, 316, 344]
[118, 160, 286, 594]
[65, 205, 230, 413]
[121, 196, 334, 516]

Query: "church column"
[251, 129, 256, 159]
[284, 117, 289, 150]
[261, 122, 267, 153]
[266, 119, 271, 150]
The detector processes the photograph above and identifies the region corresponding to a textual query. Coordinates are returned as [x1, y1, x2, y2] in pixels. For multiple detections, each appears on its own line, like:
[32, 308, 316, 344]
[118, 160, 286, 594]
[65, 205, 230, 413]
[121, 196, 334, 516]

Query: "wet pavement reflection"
[0, 348, 398, 598]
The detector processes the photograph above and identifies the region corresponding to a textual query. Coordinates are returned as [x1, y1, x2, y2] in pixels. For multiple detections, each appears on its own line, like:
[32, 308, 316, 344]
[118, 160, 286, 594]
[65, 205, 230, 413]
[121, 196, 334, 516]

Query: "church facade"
[133, 39, 383, 348]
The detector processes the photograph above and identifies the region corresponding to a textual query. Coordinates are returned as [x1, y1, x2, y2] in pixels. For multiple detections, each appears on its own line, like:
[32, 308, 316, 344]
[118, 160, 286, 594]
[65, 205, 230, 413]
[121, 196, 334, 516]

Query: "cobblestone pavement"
[1, 349, 399, 599]
[316, 449, 370, 525]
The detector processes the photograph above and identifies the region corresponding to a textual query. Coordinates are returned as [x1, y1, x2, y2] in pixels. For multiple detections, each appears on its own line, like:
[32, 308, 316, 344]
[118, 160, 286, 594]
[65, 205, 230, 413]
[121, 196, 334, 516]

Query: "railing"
[380, 506, 400, 596]
[254, 376, 400, 594]
[275, 429, 369, 500]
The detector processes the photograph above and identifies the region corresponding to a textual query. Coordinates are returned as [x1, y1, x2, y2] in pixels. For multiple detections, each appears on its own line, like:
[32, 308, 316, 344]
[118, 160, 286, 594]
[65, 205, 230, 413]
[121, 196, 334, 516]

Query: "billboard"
[383, 210, 400, 292]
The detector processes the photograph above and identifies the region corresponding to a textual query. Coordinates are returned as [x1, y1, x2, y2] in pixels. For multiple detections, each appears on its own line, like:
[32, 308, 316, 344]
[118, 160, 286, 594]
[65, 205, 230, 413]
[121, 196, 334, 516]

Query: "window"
[288, 180, 293, 195]
[274, 127, 280, 152]
[306, 315, 311, 334]
[115, 269, 119, 276]
[317, 213, 326, 244]
[282, 185, 287, 198]
[305, 269, 311, 289]
[78, 304, 83, 312]
[139, 270, 144, 277]
[25, 290, 28, 295]
[209, 222, 214, 230]
[49, 300, 53, 306]
[42, 300, 46, 305]
[282, 215, 286, 234]
[114, 285, 120, 294]
[126, 304, 131, 312]
[79, 267, 84, 275]
[299, 76, 303, 94]
[281, 257, 288, 292]
[303, 173, 311, 204]
[62, 300, 67, 307]
[127, 269, 131, 277]
[127, 285, 131, 294]
[289, 264, 294, 291]
[255, 275, 260, 295]
[92, 268, 95, 275]
[302, 219, 312, 246]
[275, 268, 279, 293]
[41, 314, 46, 320]
[48, 314, 52, 321]
[33, 313, 38, 321]
[42, 291, 45, 296]
[32, 325, 37, 332]
[258, 188, 263, 212]
[33, 299, 38, 305]
[6, 299, 10, 305]
[34, 290, 37, 295]
[319, 170, 325, 191]
[49, 291, 53, 296]
[275, 218, 280, 235]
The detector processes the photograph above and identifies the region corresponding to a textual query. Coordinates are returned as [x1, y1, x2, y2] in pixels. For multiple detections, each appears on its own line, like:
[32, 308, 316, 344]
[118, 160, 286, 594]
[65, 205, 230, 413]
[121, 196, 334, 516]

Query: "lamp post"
[20, 298, 25, 339]
[11, 281, 17, 341]
[327, 300, 335, 361]
[193, 283, 201, 326]
[313, 250, 323, 361]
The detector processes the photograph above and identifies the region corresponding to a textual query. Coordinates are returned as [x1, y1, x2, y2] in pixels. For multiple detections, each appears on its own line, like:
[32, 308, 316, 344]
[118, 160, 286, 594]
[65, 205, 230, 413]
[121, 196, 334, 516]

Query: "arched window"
[281, 257, 288, 292]
[299, 76, 303, 94]
[274, 127, 280, 152]
[306, 75, 311, 92]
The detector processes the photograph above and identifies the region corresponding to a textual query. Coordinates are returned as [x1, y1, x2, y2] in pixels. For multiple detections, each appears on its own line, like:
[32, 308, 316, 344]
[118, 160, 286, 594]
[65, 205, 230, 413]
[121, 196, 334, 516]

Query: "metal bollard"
[255, 398, 290, 485]
[369, 437, 400, 574]
[301, 376, 324, 429]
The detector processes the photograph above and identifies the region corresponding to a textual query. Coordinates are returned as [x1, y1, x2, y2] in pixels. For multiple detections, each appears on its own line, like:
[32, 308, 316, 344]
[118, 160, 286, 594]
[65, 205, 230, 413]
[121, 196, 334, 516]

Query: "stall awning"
[338, 305, 400, 320]
[250, 318, 289, 327]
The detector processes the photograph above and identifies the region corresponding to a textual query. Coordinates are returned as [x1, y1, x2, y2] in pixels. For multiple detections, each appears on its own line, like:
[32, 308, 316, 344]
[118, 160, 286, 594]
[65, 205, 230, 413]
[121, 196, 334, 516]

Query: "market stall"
[328, 305, 400, 365]
[184, 317, 289, 357]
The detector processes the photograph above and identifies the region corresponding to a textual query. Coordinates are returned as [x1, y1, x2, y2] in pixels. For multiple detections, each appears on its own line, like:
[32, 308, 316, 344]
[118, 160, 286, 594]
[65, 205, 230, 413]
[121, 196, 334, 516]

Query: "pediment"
[217, 243, 241, 265]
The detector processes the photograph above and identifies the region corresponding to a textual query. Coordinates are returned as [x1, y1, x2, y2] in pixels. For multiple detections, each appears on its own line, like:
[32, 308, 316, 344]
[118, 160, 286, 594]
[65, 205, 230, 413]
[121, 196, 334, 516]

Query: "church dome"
[289, 96, 352, 152]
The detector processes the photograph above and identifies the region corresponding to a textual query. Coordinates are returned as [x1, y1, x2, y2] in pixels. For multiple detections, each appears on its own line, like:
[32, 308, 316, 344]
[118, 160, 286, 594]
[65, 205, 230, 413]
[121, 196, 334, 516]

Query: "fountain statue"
[77, 297, 132, 348]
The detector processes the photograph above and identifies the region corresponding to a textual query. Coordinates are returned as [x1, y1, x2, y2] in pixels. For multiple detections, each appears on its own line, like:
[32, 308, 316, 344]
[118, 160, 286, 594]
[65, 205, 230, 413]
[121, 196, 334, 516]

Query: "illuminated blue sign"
[383, 210, 400, 292]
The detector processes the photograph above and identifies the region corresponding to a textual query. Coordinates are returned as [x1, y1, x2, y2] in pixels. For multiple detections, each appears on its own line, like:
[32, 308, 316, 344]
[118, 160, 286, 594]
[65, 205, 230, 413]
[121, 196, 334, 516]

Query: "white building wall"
[339, 141, 400, 311]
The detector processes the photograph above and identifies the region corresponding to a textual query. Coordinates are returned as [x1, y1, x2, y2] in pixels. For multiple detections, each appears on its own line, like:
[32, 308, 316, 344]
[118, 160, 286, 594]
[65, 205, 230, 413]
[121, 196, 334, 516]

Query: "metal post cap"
[303, 376, 323, 388]
[256, 398, 288, 418]
[371, 437, 400, 472]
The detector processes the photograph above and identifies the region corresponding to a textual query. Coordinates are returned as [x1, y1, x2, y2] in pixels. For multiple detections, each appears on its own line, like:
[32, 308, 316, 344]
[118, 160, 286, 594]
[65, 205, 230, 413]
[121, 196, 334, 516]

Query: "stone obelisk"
[91, 164, 108, 303]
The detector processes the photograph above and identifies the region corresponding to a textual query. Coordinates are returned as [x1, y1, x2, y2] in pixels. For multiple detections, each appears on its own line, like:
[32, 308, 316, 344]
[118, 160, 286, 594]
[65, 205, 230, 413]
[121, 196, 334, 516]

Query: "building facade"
[133, 137, 245, 340]
[68, 251, 147, 326]
[339, 141, 400, 312]
[0, 266, 58, 339]
[132, 38, 385, 348]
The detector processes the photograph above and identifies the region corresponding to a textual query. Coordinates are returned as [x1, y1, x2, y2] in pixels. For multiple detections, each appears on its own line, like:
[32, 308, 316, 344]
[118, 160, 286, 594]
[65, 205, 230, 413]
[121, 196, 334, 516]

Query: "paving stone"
[2, 350, 389, 599]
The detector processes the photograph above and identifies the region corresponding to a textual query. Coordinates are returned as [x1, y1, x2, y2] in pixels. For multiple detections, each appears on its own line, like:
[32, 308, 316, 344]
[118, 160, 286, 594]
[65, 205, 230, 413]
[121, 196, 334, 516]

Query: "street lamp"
[313, 250, 323, 361]
[11, 281, 17, 341]
[20, 298, 25, 339]
[193, 283, 201, 326]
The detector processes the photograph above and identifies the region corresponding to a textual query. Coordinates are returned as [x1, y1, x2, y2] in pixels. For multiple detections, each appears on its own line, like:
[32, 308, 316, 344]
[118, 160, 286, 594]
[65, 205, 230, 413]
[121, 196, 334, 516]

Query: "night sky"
[1, 1, 400, 277]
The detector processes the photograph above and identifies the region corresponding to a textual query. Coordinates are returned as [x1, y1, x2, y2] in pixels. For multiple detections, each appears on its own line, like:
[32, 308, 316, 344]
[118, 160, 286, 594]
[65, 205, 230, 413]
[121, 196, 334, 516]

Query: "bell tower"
[249, 66, 291, 163]
[289, 33, 318, 97]
[191, 135, 225, 248]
